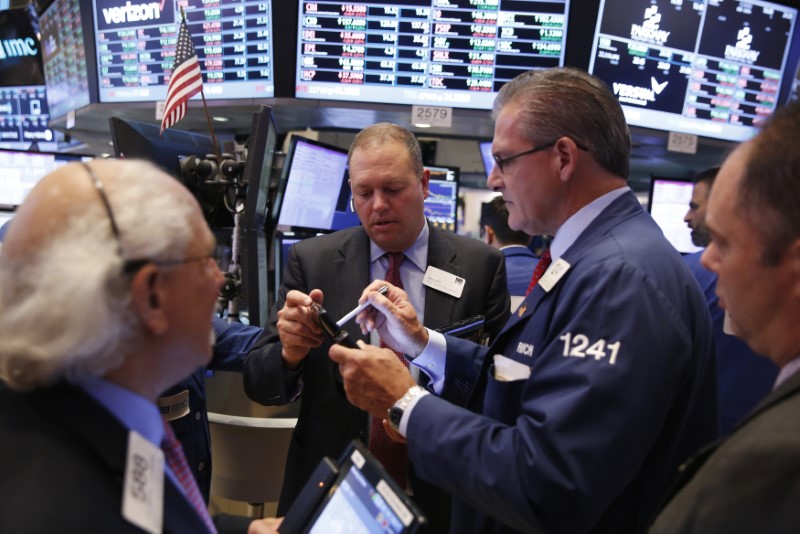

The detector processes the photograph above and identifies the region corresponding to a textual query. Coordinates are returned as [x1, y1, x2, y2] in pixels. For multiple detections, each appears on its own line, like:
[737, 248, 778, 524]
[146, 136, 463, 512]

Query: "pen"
[335, 285, 389, 327]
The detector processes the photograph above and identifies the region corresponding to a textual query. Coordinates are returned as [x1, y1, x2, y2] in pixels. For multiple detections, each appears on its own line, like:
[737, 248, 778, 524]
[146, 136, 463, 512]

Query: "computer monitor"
[108, 116, 231, 228]
[39, 0, 97, 121]
[90, 0, 275, 103]
[294, 1, 573, 110]
[588, 0, 799, 142]
[237, 227, 269, 327]
[647, 176, 703, 255]
[479, 141, 494, 177]
[424, 164, 459, 232]
[272, 136, 357, 235]
[0, 6, 55, 149]
[240, 105, 279, 231]
[0, 149, 91, 209]
[272, 233, 302, 302]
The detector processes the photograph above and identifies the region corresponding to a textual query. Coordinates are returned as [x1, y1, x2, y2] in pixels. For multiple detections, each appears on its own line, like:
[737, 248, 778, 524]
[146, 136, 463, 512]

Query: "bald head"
[3, 160, 195, 260]
[0, 159, 217, 393]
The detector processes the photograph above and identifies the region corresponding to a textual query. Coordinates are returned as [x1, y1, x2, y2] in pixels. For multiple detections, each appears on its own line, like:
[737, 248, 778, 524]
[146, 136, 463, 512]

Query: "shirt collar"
[775, 355, 800, 390]
[77, 376, 164, 446]
[550, 187, 629, 262]
[370, 219, 429, 272]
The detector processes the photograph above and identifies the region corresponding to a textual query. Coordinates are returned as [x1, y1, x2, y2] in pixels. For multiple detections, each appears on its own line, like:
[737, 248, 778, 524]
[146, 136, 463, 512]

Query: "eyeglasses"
[82, 162, 216, 275]
[492, 139, 589, 174]
[492, 142, 556, 174]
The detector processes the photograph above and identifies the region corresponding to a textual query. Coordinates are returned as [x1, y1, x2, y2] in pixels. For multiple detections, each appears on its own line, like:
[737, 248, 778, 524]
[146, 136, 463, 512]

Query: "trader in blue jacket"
[328, 68, 719, 534]
[479, 195, 539, 296]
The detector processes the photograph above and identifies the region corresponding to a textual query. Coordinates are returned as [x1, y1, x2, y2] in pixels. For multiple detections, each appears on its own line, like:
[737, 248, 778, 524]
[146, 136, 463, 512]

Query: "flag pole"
[179, 6, 223, 165]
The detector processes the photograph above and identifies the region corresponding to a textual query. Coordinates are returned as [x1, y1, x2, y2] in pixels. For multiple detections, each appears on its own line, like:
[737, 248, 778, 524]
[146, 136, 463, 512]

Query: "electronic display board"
[424, 164, 459, 232]
[92, 0, 274, 103]
[0, 7, 55, 148]
[589, 0, 798, 142]
[295, 0, 571, 109]
[40, 0, 94, 120]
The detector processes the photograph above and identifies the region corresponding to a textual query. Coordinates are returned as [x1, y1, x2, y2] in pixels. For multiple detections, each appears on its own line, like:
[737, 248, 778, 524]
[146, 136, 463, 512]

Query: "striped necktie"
[525, 248, 552, 297]
[162, 421, 217, 533]
[369, 252, 410, 487]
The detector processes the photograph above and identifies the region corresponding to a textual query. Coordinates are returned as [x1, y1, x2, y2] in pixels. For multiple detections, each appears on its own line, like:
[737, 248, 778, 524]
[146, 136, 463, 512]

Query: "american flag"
[160, 16, 203, 134]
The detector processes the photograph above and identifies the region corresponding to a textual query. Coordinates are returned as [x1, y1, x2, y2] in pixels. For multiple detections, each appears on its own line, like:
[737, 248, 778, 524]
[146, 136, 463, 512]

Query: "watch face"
[389, 406, 403, 431]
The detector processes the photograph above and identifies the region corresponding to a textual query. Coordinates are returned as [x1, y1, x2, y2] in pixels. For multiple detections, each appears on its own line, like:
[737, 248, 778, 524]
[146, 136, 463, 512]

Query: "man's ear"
[553, 137, 579, 183]
[130, 264, 169, 335]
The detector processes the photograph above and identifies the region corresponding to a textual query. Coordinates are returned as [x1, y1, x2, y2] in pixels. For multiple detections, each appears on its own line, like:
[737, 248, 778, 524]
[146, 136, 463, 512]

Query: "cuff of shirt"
[410, 329, 447, 395]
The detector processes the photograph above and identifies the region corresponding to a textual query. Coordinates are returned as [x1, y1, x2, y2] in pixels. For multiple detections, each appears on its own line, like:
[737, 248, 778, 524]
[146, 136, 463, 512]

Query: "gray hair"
[348, 122, 425, 180]
[492, 67, 631, 178]
[0, 160, 198, 390]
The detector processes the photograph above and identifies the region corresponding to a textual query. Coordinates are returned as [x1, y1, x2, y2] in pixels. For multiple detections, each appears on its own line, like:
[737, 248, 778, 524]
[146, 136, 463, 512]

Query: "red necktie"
[369, 252, 409, 488]
[525, 248, 552, 297]
[162, 421, 217, 533]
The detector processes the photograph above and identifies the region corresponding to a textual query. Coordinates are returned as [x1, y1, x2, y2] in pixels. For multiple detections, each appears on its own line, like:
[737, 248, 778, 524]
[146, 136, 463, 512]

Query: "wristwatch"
[387, 385, 428, 433]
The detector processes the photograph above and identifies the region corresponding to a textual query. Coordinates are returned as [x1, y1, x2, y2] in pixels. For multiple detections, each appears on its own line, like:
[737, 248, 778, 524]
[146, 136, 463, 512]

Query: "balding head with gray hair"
[0, 159, 219, 393]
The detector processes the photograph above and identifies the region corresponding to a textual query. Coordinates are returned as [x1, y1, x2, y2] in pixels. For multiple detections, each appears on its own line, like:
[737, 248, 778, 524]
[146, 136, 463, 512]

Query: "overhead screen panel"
[295, 0, 571, 109]
[0, 7, 55, 148]
[588, 0, 799, 142]
[92, 0, 274, 103]
[40, 0, 94, 121]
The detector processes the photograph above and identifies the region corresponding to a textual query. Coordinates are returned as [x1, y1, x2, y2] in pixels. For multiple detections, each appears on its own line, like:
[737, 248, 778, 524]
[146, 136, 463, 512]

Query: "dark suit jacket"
[0, 381, 211, 533]
[650, 369, 800, 533]
[243, 224, 510, 531]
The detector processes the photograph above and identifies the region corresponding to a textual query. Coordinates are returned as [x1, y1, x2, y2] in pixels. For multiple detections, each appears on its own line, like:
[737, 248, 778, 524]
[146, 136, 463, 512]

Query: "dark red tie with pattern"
[162, 421, 217, 533]
[369, 252, 409, 487]
[525, 248, 552, 297]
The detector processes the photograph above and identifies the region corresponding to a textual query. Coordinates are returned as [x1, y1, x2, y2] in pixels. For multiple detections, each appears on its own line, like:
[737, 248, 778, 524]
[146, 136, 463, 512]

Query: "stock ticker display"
[295, 0, 571, 109]
[589, 0, 798, 141]
[0, 7, 54, 148]
[92, 0, 275, 102]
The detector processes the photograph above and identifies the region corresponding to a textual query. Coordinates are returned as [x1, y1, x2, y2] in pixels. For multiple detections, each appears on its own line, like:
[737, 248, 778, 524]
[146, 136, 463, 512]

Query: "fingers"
[248, 517, 283, 534]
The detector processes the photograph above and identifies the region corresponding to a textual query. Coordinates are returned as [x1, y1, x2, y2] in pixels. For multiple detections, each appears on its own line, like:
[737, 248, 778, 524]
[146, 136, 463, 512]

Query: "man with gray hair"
[329, 68, 718, 533]
[0, 160, 225, 532]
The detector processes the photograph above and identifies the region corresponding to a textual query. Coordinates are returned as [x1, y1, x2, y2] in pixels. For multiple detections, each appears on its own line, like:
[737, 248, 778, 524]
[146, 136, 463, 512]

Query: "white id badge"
[423, 266, 466, 298]
[122, 430, 165, 534]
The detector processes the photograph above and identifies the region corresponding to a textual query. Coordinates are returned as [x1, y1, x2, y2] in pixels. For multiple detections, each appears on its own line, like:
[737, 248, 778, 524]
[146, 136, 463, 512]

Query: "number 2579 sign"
[411, 105, 452, 127]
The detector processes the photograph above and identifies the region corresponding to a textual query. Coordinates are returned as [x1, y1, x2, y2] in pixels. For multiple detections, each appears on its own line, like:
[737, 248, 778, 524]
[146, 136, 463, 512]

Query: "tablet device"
[279, 440, 427, 534]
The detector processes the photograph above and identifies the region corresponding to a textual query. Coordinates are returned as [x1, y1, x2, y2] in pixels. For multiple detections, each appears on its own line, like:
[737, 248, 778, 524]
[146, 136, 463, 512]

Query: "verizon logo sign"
[102, 1, 163, 25]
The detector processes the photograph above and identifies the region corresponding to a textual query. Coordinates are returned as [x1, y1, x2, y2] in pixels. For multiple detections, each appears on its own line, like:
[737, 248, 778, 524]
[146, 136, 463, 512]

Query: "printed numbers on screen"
[559, 333, 620, 365]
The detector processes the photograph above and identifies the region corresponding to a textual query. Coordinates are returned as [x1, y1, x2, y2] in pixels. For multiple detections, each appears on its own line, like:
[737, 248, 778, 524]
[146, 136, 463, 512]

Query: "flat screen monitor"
[588, 0, 799, 142]
[479, 140, 494, 177]
[40, 0, 97, 121]
[273, 136, 357, 235]
[295, 0, 572, 109]
[108, 116, 232, 228]
[240, 105, 278, 231]
[647, 176, 703, 254]
[273, 233, 301, 302]
[424, 164, 459, 232]
[91, 0, 274, 103]
[0, 149, 91, 209]
[0, 6, 55, 149]
[238, 227, 269, 327]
